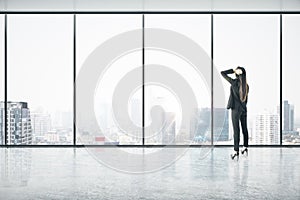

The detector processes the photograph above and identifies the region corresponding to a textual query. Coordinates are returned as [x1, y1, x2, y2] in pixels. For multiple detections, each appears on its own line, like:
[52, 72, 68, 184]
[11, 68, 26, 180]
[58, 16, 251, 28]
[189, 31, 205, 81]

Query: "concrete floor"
[0, 147, 299, 200]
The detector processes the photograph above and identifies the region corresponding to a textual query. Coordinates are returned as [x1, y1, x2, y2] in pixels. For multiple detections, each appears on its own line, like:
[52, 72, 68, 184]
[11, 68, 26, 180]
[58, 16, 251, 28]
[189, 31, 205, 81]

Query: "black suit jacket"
[221, 69, 249, 112]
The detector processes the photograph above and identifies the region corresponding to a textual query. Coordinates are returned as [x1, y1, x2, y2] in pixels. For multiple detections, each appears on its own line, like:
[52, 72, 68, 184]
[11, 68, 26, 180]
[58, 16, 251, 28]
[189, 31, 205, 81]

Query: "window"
[8, 14, 73, 145]
[214, 14, 280, 145]
[76, 14, 143, 145]
[283, 14, 300, 145]
[144, 14, 211, 144]
[0, 13, 292, 146]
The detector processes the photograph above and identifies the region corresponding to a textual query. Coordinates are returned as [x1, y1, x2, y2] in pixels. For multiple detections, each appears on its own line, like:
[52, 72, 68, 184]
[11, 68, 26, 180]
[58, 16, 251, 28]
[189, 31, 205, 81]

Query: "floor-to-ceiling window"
[144, 14, 211, 145]
[76, 14, 143, 145]
[283, 14, 300, 145]
[214, 14, 280, 145]
[7, 14, 73, 145]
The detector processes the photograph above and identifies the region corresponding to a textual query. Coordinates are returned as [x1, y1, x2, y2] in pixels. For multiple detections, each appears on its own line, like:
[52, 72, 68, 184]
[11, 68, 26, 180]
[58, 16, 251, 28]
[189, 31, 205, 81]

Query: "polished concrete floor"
[0, 147, 299, 200]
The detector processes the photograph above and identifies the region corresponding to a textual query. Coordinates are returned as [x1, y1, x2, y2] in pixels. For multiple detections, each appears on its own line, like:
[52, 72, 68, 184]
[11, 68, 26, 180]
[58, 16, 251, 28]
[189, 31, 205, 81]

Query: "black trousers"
[231, 109, 248, 151]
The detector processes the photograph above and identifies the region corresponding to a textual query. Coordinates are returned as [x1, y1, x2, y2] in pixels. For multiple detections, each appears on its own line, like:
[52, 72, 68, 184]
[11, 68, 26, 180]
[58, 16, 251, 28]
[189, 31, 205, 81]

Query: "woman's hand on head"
[235, 69, 243, 75]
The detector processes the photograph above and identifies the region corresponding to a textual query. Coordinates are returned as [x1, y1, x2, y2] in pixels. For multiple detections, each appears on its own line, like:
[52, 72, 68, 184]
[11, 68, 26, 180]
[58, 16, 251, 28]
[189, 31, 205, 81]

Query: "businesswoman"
[221, 67, 249, 160]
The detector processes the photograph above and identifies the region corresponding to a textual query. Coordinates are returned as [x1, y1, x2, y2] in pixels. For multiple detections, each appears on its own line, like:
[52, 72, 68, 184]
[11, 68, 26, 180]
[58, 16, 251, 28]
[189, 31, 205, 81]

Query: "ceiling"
[0, 0, 300, 12]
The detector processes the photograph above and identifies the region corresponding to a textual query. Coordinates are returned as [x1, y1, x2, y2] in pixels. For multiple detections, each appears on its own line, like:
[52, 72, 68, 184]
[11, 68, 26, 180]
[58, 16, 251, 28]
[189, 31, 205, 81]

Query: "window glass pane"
[214, 14, 280, 145]
[8, 14, 73, 145]
[283, 15, 300, 145]
[76, 14, 142, 145]
[144, 14, 211, 145]
[0, 15, 4, 145]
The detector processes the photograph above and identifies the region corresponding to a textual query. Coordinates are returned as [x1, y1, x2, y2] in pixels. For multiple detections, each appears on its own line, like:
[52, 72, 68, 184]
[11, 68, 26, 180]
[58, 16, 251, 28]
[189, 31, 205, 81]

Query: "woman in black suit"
[221, 67, 249, 160]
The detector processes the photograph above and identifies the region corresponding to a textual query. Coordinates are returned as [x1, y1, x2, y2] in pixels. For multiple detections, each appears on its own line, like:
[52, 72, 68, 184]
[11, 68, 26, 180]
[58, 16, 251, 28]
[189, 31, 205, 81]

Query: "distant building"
[214, 108, 229, 142]
[162, 112, 176, 144]
[190, 108, 210, 142]
[53, 110, 72, 129]
[31, 112, 51, 137]
[252, 111, 279, 144]
[190, 108, 228, 143]
[281, 100, 299, 137]
[130, 98, 142, 143]
[0, 102, 32, 145]
[146, 107, 176, 144]
[283, 100, 294, 131]
[45, 130, 59, 144]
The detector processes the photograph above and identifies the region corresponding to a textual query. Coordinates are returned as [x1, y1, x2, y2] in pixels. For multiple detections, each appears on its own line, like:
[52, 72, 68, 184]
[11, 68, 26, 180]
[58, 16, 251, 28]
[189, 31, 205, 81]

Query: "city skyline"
[0, 101, 73, 145]
[2, 98, 299, 145]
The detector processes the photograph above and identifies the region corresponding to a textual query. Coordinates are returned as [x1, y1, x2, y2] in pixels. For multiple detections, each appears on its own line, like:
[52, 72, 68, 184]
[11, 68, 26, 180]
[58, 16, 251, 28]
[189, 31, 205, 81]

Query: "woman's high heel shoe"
[231, 151, 239, 160]
[241, 147, 248, 156]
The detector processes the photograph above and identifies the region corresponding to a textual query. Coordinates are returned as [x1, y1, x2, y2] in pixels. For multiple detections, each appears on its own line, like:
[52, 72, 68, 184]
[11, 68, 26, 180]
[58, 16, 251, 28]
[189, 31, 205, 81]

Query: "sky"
[283, 15, 300, 123]
[7, 14, 73, 114]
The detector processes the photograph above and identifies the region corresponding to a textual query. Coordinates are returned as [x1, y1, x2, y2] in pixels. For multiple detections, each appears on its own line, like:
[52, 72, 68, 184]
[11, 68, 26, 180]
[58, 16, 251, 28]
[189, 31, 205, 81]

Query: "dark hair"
[237, 66, 248, 102]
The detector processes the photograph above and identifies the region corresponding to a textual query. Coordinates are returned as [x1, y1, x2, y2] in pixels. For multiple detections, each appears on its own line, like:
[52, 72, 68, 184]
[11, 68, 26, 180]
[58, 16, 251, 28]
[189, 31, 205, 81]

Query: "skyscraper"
[130, 98, 142, 143]
[31, 112, 51, 136]
[290, 105, 294, 131]
[282, 100, 295, 132]
[190, 108, 210, 142]
[252, 111, 279, 144]
[281, 101, 299, 142]
[162, 112, 176, 144]
[214, 108, 229, 142]
[31, 112, 51, 144]
[283, 100, 294, 131]
[0, 102, 32, 145]
[190, 108, 228, 143]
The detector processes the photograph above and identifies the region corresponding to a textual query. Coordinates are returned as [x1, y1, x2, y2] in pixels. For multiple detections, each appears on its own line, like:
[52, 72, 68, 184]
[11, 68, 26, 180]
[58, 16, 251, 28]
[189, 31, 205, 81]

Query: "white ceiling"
[0, 0, 300, 11]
